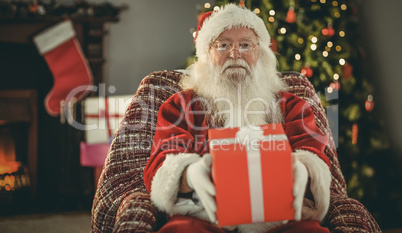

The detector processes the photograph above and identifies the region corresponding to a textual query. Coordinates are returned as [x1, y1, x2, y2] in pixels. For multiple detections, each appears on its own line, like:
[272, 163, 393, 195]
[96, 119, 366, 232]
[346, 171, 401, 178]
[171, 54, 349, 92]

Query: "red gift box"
[208, 123, 294, 227]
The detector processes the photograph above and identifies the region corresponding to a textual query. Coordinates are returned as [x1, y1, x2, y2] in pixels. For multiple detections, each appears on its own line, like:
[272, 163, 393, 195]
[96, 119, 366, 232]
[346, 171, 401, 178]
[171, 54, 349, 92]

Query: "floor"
[0, 211, 91, 233]
[384, 230, 402, 233]
[1, 211, 401, 233]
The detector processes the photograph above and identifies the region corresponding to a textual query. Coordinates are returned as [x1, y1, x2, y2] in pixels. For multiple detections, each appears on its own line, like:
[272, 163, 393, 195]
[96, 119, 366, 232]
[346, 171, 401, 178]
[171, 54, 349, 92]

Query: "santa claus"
[144, 4, 331, 233]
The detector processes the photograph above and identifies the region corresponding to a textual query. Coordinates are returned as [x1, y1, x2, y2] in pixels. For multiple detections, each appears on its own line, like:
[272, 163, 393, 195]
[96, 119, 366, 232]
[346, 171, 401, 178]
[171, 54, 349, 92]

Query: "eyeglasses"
[212, 41, 259, 57]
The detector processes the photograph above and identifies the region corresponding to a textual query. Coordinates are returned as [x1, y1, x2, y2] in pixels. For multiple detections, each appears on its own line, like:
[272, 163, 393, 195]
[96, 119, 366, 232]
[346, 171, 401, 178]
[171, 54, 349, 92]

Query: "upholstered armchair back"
[91, 71, 381, 233]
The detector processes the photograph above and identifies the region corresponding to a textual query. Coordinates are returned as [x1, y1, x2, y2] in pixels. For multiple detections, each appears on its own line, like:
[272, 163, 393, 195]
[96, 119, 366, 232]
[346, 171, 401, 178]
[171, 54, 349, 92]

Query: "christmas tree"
[191, 0, 401, 229]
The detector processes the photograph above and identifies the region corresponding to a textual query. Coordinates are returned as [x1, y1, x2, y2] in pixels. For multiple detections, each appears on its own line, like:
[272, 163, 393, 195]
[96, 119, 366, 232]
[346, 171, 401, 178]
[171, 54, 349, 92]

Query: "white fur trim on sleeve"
[293, 149, 331, 222]
[33, 19, 76, 55]
[150, 153, 203, 216]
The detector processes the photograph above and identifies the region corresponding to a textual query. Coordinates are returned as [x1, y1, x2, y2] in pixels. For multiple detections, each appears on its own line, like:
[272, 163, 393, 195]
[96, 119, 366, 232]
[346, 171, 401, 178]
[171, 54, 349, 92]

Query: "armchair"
[91, 70, 381, 232]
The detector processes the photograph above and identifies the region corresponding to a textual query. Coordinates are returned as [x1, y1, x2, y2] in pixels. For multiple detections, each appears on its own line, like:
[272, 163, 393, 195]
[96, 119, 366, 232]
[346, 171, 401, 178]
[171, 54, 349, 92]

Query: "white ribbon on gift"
[210, 125, 288, 223]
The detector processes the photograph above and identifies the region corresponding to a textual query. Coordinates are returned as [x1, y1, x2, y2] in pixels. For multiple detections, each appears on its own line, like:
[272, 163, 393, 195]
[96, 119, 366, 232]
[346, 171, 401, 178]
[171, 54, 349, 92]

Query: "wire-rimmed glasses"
[212, 41, 259, 57]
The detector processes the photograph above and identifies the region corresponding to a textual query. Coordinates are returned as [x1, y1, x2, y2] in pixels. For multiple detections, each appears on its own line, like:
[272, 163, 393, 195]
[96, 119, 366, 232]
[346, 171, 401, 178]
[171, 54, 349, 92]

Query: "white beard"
[180, 52, 287, 128]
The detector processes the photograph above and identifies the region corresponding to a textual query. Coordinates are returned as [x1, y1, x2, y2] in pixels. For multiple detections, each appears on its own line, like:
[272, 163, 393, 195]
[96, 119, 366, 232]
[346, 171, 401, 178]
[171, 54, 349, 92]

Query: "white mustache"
[222, 59, 251, 73]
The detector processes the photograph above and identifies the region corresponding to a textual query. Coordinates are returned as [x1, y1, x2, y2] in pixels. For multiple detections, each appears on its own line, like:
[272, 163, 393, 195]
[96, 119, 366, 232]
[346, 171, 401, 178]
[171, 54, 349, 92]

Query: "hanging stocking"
[33, 19, 93, 116]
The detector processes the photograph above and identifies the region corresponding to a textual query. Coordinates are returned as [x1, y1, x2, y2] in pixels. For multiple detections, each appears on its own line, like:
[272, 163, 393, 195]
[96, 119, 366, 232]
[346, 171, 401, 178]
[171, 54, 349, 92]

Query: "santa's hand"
[186, 153, 216, 223]
[292, 154, 308, 221]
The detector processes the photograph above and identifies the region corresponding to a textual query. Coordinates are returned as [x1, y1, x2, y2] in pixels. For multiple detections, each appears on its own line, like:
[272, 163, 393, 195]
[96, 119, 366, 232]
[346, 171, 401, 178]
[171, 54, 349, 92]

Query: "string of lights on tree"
[189, 0, 392, 224]
[193, 0, 375, 116]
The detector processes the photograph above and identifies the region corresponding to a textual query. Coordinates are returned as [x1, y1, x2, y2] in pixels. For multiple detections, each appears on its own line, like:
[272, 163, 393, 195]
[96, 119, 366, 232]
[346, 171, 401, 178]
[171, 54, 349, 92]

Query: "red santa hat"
[194, 4, 272, 61]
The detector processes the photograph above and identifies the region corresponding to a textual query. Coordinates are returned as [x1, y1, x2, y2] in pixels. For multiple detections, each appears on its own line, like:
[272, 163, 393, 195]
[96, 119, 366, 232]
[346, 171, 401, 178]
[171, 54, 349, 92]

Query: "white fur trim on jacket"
[33, 19, 76, 55]
[150, 153, 209, 220]
[293, 149, 331, 222]
[195, 4, 271, 61]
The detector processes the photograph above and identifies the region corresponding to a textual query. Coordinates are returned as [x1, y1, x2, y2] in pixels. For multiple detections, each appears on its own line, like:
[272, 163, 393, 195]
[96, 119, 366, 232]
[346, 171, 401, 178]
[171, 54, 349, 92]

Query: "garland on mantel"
[0, 0, 128, 19]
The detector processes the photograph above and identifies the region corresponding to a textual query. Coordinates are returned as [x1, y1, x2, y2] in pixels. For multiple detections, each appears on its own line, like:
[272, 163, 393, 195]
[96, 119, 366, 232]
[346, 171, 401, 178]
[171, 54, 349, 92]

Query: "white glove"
[292, 155, 308, 221]
[186, 153, 216, 223]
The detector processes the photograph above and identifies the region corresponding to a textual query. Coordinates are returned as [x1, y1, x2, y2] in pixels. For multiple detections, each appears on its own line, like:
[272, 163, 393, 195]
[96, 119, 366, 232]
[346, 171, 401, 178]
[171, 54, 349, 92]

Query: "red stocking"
[33, 19, 93, 116]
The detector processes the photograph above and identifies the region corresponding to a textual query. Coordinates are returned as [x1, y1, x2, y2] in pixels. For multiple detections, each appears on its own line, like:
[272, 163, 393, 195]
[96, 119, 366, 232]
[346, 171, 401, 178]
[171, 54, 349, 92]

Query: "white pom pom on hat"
[194, 4, 272, 61]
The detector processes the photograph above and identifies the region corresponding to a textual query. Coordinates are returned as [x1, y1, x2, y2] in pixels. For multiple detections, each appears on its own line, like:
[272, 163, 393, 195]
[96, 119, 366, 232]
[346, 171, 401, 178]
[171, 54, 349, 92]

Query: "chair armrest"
[91, 180, 147, 233]
[112, 192, 158, 233]
[91, 71, 184, 233]
[325, 193, 382, 232]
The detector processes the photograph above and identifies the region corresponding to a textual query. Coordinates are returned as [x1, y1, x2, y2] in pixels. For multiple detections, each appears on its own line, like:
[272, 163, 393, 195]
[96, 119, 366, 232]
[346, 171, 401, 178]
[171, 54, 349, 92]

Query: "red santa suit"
[143, 90, 331, 233]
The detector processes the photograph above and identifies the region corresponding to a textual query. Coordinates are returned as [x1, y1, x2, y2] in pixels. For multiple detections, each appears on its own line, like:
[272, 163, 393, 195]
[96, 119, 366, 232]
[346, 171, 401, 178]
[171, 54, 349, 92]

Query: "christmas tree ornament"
[286, 7, 296, 23]
[352, 123, 358, 144]
[322, 23, 335, 38]
[342, 62, 353, 79]
[239, 1, 245, 8]
[301, 65, 313, 78]
[330, 82, 340, 90]
[33, 19, 93, 116]
[365, 95, 374, 112]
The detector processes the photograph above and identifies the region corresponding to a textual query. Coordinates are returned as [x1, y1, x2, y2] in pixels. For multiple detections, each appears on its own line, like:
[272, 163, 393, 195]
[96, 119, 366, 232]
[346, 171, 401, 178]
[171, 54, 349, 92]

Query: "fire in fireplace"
[0, 126, 30, 194]
[0, 90, 37, 211]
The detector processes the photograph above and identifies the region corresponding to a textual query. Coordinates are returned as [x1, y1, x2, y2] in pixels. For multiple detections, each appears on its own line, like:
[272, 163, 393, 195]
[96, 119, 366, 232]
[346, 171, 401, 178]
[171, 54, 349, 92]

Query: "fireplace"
[0, 14, 119, 214]
[0, 126, 30, 195]
[0, 90, 37, 211]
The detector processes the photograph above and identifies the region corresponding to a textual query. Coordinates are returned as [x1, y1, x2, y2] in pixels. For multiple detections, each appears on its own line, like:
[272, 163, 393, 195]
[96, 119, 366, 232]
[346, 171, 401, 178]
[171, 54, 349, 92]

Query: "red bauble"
[322, 25, 335, 38]
[365, 100, 374, 112]
[330, 82, 340, 90]
[301, 66, 313, 78]
[286, 7, 296, 23]
[239, 1, 245, 8]
[352, 123, 358, 145]
[342, 62, 353, 79]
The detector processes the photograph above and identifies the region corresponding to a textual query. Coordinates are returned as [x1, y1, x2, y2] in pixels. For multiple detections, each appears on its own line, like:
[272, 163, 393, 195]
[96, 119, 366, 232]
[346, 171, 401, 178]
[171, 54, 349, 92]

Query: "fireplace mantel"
[0, 16, 119, 86]
[0, 17, 118, 43]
